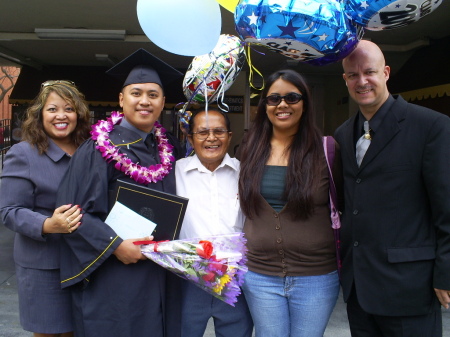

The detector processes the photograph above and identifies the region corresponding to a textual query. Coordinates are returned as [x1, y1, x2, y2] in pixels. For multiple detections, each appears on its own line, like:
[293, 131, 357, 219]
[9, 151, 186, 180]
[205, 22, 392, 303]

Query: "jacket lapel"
[358, 96, 407, 170]
[341, 114, 360, 172]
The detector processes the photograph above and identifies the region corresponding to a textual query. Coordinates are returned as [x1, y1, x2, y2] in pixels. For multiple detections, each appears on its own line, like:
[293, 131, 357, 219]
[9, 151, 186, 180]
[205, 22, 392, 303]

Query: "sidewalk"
[0, 222, 449, 337]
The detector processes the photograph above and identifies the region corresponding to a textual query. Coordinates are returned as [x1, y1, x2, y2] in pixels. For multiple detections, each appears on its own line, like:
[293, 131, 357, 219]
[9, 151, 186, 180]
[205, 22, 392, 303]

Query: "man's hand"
[113, 237, 150, 264]
[434, 288, 450, 309]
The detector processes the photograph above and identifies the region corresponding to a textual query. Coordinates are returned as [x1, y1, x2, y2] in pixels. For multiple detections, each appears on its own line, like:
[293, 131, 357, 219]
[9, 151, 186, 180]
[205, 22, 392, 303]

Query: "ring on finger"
[66, 217, 71, 223]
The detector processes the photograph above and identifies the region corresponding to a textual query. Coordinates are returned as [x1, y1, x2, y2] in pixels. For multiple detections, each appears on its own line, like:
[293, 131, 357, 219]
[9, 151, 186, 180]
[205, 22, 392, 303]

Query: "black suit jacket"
[334, 95, 450, 316]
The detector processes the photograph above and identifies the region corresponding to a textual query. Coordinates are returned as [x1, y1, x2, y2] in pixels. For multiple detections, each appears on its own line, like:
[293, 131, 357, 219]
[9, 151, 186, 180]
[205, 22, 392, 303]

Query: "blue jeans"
[181, 280, 253, 337]
[242, 270, 339, 337]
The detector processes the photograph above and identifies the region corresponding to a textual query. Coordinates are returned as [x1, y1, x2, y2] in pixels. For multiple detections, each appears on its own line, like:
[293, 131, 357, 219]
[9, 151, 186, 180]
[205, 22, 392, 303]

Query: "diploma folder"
[111, 180, 188, 241]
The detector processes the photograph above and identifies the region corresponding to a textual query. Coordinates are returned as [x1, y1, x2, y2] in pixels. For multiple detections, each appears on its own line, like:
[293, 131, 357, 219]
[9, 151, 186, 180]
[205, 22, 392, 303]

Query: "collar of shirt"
[120, 116, 154, 141]
[355, 94, 396, 139]
[175, 153, 243, 239]
[182, 153, 239, 173]
[46, 138, 70, 162]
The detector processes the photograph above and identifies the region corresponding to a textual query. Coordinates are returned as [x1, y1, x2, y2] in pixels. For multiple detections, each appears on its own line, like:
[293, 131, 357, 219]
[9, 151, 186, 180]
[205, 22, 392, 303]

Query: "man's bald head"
[343, 40, 386, 72]
[342, 40, 390, 118]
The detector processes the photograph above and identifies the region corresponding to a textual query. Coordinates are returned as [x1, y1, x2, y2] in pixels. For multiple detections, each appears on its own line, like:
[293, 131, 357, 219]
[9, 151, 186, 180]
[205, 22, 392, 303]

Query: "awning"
[398, 83, 450, 102]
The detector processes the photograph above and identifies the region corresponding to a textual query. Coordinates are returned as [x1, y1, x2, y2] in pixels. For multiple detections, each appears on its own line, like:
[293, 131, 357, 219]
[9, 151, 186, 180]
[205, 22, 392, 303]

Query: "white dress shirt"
[175, 154, 244, 240]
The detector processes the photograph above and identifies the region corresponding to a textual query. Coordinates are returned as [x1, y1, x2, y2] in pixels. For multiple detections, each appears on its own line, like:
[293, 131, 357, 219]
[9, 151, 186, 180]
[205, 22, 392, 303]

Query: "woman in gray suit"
[0, 80, 90, 337]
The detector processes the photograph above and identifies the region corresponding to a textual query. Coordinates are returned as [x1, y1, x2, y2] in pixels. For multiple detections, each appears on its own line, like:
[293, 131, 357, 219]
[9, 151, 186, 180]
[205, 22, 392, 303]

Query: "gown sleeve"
[56, 139, 123, 288]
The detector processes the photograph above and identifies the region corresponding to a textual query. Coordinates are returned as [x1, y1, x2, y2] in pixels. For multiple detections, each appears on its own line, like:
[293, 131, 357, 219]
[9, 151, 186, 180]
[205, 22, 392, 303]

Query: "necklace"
[91, 111, 175, 184]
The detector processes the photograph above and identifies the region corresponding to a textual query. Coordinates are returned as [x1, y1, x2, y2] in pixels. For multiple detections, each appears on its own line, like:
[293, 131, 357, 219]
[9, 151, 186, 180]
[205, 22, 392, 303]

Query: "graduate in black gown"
[56, 49, 183, 337]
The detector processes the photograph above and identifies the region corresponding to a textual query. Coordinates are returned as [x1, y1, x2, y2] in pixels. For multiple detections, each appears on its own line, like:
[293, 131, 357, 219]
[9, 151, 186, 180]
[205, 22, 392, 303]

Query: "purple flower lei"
[90, 111, 175, 184]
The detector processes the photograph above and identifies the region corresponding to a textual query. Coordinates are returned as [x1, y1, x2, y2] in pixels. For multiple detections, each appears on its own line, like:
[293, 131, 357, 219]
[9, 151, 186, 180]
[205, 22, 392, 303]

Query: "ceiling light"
[34, 28, 126, 40]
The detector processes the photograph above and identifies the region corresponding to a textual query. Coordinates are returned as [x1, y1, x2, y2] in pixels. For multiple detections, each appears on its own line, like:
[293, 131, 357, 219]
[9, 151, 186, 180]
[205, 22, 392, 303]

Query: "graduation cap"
[106, 48, 183, 88]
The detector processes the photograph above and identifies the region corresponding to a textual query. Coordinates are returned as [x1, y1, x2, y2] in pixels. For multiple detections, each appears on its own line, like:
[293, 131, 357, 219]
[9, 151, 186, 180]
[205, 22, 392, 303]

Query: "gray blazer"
[0, 139, 71, 269]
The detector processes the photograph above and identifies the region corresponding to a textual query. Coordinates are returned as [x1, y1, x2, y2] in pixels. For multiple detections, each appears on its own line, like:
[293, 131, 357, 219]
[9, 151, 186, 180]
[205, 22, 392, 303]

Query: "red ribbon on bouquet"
[133, 240, 169, 252]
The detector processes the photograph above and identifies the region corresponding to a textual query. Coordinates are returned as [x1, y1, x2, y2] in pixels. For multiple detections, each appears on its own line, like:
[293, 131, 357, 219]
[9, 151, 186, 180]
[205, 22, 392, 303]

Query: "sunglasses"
[41, 80, 75, 88]
[265, 93, 303, 106]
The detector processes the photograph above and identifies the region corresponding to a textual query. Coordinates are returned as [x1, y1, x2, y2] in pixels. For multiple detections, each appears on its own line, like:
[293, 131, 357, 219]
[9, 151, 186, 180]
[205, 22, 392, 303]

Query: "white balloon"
[137, 0, 222, 56]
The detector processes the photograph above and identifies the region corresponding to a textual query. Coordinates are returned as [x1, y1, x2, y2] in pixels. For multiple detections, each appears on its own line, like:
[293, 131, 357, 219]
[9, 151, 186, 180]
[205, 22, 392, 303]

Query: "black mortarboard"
[106, 48, 183, 88]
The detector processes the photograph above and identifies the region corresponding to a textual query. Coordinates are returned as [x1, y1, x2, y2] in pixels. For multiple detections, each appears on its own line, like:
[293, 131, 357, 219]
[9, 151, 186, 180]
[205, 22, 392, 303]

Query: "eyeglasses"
[265, 93, 303, 106]
[191, 128, 229, 140]
[41, 80, 75, 88]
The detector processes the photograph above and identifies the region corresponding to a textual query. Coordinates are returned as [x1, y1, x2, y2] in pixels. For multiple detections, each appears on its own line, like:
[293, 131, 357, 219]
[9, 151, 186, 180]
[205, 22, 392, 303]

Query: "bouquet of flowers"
[134, 232, 248, 306]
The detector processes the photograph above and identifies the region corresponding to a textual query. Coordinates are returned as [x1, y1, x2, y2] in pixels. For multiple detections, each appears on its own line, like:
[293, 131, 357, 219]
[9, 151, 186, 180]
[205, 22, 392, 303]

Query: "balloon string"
[245, 44, 265, 91]
[246, 43, 266, 56]
[209, 44, 244, 106]
[187, 43, 244, 111]
[217, 88, 229, 112]
[204, 74, 209, 114]
[215, 45, 245, 112]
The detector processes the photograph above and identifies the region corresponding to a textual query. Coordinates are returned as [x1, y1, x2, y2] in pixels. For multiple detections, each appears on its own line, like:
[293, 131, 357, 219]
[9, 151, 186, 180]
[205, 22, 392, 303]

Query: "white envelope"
[105, 201, 157, 240]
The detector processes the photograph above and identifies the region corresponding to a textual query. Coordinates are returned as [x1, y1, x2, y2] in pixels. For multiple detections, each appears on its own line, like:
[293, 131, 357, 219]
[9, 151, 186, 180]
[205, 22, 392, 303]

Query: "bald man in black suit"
[335, 40, 450, 337]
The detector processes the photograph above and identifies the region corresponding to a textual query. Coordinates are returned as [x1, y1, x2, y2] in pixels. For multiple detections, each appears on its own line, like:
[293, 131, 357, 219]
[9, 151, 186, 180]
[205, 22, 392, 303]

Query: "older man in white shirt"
[175, 108, 253, 337]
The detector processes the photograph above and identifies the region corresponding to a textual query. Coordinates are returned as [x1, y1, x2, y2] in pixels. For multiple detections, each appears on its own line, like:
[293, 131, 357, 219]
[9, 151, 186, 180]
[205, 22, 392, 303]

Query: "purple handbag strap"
[323, 137, 340, 229]
[323, 136, 342, 276]
[325, 138, 337, 205]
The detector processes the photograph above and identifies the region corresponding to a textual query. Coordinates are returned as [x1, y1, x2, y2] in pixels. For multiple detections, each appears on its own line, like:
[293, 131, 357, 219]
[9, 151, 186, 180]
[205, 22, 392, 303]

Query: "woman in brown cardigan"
[238, 69, 342, 337]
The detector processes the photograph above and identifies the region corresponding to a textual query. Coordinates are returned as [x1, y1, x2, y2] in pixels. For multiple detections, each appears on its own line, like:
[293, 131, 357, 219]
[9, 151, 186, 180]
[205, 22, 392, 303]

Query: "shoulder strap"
[323, 136, 340, 229]
[323, 136, 342, 277]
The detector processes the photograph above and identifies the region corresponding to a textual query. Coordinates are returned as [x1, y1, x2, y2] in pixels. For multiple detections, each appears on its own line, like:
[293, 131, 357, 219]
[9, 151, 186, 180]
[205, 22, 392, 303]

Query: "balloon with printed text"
[344, 0, 442, 31]
[235, 0, 362, 66]
[183, 34, 245, 103]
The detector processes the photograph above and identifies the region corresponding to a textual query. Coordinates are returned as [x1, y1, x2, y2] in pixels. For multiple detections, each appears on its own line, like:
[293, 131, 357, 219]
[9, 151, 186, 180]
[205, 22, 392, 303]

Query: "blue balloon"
[344, 0, 442, 31]
[235, 0, 361, 66]
[305, 21, 363, 66]
[137, 0, 222, 56]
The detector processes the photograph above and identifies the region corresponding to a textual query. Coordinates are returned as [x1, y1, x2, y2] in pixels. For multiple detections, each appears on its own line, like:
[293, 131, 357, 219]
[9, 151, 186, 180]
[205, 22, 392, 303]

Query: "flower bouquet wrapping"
[134, 232, 248, 306]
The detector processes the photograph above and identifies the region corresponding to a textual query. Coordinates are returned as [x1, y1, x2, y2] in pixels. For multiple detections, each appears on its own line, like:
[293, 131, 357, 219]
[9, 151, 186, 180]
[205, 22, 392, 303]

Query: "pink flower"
[91, 112, 174, 185]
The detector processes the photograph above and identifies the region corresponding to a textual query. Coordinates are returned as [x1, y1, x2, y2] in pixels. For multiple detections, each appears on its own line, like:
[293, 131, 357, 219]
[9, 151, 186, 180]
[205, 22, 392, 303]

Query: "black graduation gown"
[56, 125, 182, 337]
